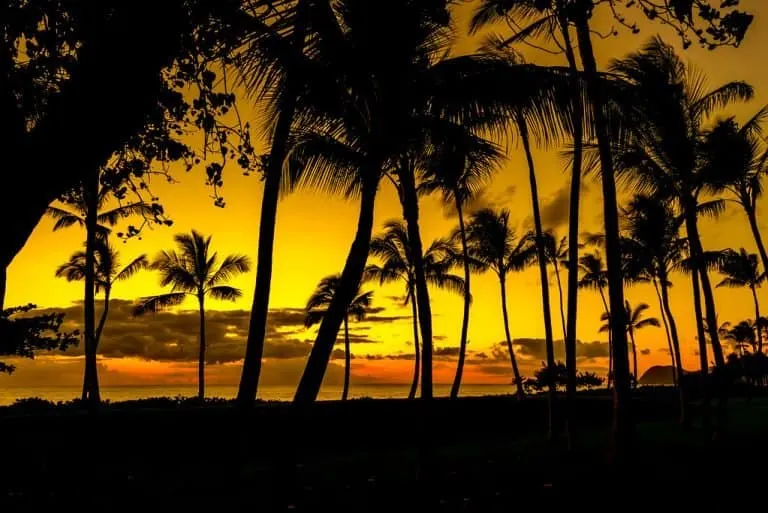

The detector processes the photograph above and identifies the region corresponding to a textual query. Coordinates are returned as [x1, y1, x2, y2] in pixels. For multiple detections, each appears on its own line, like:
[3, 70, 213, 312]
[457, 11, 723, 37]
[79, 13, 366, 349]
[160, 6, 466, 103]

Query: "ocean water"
[0, 383, 515, 406]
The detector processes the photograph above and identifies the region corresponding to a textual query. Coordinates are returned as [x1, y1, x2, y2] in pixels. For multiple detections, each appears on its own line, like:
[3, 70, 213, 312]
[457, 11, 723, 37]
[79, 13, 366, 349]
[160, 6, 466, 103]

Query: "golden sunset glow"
[4, 1, 768, 393]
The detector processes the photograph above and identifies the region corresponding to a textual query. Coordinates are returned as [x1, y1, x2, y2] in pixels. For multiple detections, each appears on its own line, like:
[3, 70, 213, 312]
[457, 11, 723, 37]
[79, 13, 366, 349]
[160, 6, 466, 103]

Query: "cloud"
[490, 338, 611, 361]
[434, 346, 459, 357]
[640, 348, 651, 356]
[28, 300, 387, 365]
[441, 185, 516, 219]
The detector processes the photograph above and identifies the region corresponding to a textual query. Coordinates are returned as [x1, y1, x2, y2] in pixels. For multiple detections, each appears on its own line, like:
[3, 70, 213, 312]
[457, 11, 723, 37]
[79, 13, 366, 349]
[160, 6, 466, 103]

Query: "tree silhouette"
[134, 231, 251, 400]
[577, 251, 611, 386]
[542, 233, 569, 342]
[464, 208, 536, 399]
[602, 301, 661, 387]
[721, 320, 757, 355]
[305, 274, 373, 401]
[365, 221, 465, 399]
[420, 127, 502, 399]
[716, 248, 766, 353]
[56, 239, 148, 399]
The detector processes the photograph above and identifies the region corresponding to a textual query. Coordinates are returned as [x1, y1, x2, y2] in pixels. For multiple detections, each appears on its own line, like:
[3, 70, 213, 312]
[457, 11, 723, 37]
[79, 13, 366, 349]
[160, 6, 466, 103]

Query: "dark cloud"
[434, 346, 459, 357]
[640, 348, 651, 356]
[488, 338, 610, 362]
[441, 185, 515, 220]
[30, 300, 386, 365]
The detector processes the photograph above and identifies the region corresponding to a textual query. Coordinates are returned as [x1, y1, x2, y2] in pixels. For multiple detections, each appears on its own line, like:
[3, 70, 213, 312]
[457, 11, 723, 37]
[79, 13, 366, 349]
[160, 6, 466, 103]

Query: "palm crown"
[305, 275, 373, 327]
[463, 208, 536, 278]
[56, 240, 148, 294]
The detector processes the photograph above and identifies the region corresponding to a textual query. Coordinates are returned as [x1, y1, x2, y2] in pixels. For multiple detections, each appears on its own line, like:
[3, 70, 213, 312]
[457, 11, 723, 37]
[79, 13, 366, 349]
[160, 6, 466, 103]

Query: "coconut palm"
[609, 37, 753, 372]
[722, 320, 757, 355]
[365, 221, 466, 399]
[56, 239, 148, 400]
[420, 127, 503, 399]
[542, 232, 569, 341]
[701, 111, 768, 275]
[134, 231, 251, 400]
[577, 251, 612, 386]
[601, 301, 660, 386]
[46, 182, 153, 404]
[716, 248, 766, 353]
[464, 208, 536, 399]
[305, 275, 373, 401]
[292, 0, 574, 404]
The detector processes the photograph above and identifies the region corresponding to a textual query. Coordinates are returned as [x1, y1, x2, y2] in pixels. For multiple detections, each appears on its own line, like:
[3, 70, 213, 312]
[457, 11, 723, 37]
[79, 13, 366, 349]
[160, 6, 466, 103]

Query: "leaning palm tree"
[56, 239, 148, 400]
[420, 127, 503, 399]
[134, 231, 251, 400]
[365, 221, 466, 399]
[305, 275, 373, 401]
[716, 248, 766, 353]
[464, 208, 536, 399]
[47, 183, 153, 404]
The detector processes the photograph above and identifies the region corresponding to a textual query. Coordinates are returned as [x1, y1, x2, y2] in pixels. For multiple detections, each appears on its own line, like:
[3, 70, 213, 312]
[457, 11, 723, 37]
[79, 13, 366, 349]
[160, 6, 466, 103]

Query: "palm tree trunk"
[83, 168, 100, 405]
[659, 274, 687, 425]
[573, 12, 631, 461]
[0, 265, 6, 312]
[598, 287, 612, 389]
[237, 0, 309, 407]
[746, 205, 768, 280]
[342, 314, 350, 401]
[553, 260, 567, 342]
[653, 279, 677, 385]
[519, 118, 556, 438]
[691, 264, 711, 430]
[409, 294, 420, 400]
[399, 159, 434, 401]
[198, 293, 206, 401]
[629, 328, 638, 388]
[94, 287, 111, 351]
[684, 206, 725, 367]
[751, 285, 761, 353]
[559, 3, 583, 409]
[500, 274, 524, 399]
[450, 198, 471, 399]
[295, 173, 380, 404]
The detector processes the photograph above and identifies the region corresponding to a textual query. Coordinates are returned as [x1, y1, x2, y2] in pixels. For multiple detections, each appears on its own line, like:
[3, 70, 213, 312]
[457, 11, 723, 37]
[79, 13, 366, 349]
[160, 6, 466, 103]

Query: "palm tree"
[577, 251, 611, 385]
[46, 182, 153, 404]
[464, 208, 536, 399]
[624, 301, 661, 386]
[610, 37, 753, 373]
[292, 0, 571, 404]
[542, 232, 569, 341]
[701, 110, 768, 275]
[722, 320, 757, 355]
[420, 127, 503, 399]
[305, 274, 373, 401]
[237, 0, 311, 407]
[716, 248, 766, 353]
[365, 221, 466, 399]
[56, 239, 148, 400]
[134, 231, 251, 400]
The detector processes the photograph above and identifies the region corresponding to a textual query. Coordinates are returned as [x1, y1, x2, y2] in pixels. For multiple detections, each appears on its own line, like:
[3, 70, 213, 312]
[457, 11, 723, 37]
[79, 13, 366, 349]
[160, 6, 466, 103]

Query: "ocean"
[0, 383, 515, 405]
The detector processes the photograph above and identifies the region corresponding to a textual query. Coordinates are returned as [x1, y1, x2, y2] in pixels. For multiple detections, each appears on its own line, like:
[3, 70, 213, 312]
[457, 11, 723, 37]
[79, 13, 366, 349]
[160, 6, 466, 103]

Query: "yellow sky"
[5, 1, 768, 389]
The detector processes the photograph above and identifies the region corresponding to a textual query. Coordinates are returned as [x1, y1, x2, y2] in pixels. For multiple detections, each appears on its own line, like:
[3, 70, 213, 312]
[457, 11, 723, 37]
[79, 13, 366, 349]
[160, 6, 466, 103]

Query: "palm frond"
[207, 254, 253, 287]
[115, 255, 149, 282]
[208, 285, 243, 302]
[133, 292, 187, 316]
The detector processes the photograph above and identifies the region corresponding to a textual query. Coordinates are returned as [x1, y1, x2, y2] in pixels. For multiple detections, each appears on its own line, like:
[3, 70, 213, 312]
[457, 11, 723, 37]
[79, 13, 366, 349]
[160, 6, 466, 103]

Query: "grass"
[1, 389, 766, 510]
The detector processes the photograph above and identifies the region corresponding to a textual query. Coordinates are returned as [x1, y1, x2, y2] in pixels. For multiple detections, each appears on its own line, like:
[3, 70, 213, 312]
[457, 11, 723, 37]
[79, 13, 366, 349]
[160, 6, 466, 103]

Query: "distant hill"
[639, 365, 681, 385]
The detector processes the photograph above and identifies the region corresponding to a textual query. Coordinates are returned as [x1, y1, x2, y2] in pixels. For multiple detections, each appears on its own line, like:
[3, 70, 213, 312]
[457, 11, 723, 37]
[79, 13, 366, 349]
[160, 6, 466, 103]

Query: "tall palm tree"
[56, 239, 148, 400]
[542, 232, 569, 341]
[464, 208, 536, 399]
[716, 248, 766, 353]
[609, 36, 753, 372]
[305, 274, 373, 401]
[292, 0, 571, 404]
[46, 182, 153, 404]
[365, 221, 465, 399]
[620, 301, 662, 385]
[420, 127, 503, 399]
[701, 110, 768, 275]
[134, 231, 251, 400]
[577, 251, 611, 384]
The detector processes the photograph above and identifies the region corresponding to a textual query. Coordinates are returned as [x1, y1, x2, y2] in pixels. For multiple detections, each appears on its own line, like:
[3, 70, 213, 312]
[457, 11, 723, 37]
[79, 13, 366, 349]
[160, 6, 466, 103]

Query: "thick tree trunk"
[574, 14, 631, 462]
[691, 266, 711, 430]
[653, 279, 677, 385]
[295, 174, 380, 404]
[751, 285, 762, 354]
[83, 169, 100, 405]
[500, 275, 524, 399]
[399, 159, 434, 401]
[450, 198, 471, 399]
[198, 294, 206, 401]
[238, 0, 309, 407]
[659, 275, 687, 425]
[342, 314, 350, 401]
[746, 206, 768, 282]
[519, 119, 556, 438]
[409, 295, 420, 400]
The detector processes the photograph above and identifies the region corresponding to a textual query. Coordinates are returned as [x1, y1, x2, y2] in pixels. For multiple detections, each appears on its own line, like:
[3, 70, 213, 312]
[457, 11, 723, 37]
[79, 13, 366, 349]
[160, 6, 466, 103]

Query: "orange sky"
[4, 1, 768, 392]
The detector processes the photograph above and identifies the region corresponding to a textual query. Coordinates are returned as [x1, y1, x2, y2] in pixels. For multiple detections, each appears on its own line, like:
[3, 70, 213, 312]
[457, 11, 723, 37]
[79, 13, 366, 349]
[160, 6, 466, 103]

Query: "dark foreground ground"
[1, 388, 766, 511]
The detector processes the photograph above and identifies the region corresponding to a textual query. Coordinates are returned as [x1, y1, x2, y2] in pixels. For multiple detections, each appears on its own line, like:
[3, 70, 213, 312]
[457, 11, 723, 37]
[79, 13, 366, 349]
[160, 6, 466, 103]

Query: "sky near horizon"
[4, 1, 768, 394]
